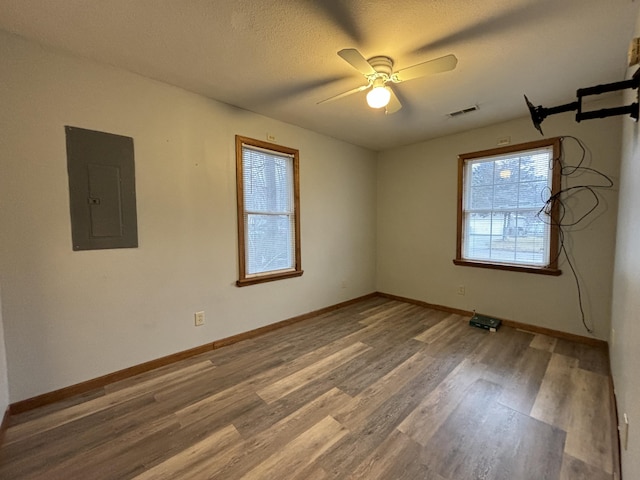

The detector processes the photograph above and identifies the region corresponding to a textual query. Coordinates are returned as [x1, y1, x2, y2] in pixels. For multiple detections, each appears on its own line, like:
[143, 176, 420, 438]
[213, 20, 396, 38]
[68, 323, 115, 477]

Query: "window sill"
[236, 269, 304, 287]
[453, 259, 561, 276]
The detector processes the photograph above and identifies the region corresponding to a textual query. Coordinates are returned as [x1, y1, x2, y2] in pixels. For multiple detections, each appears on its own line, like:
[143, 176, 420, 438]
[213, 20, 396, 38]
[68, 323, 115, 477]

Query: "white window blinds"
[242, 144, 296, 276]
[462, 146, 554, 267]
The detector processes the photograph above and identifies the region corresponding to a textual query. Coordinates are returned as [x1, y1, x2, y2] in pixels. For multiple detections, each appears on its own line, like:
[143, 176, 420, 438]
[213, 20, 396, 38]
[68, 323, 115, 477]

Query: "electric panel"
[65, 126, 138, 250]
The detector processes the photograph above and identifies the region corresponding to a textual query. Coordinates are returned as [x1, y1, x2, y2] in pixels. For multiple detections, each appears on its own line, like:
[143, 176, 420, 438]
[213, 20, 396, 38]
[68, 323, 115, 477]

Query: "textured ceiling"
[0, 0, 638, 150]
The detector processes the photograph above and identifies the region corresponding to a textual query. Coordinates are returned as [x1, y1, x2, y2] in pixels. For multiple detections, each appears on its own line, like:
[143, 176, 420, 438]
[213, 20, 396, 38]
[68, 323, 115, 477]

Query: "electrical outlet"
[341, 280, 347, 289]
[194, 311, 205, 327]
[611, 328, 616, 348]
[457, 285, 466, 295]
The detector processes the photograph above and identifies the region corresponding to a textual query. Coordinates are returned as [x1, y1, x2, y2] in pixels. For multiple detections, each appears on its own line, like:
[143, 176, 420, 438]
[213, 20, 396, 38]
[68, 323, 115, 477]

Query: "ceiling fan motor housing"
[367, 56, 394, 79]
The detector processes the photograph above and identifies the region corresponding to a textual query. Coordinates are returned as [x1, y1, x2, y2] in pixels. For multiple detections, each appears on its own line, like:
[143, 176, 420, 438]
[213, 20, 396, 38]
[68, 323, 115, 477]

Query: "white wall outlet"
[267, 133, 276, 142]
[194, 311, 205, 327]
[341, 279, 347, 289]
[497, 136, 511, 146]
[457, 285, 466, 295]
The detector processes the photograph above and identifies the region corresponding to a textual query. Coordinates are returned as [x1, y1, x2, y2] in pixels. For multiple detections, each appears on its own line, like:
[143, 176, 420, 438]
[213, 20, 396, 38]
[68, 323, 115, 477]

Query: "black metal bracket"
[525, 69, 640, 135]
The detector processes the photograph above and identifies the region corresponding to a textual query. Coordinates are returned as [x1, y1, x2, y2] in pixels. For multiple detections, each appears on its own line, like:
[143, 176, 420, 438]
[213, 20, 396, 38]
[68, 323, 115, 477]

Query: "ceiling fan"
[318, 48, 458, 114]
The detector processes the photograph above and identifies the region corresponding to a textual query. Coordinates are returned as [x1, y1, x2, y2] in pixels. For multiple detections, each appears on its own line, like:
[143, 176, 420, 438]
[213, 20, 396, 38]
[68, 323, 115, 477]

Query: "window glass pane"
[460, 144, 554, 268]
[471, 161, 494, 186]
[464, 213, 493, 260]
[468, 185, 493, 210]
[246, 214, 294, 274]
[243, 150, 292, 214]
[464, 210, 550, 266]
[494, 158, 520, 183]
[493, 183, 518, 209]
[520, 153, 550, 182]
[518, 180, 548, 208]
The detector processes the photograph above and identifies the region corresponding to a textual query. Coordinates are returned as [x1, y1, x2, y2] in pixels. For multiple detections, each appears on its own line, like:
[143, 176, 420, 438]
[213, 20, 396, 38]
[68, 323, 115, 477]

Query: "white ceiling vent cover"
[448, 105, 479, 117]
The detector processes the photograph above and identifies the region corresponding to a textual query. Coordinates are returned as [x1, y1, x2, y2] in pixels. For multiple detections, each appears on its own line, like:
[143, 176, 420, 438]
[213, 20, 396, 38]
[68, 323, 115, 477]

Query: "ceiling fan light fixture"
[321, 48, 458, 113]
[366, 84, 391, 109]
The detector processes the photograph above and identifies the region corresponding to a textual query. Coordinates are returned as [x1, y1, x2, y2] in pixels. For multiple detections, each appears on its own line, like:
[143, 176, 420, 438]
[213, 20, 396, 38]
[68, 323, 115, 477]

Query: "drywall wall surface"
[377, 108, 622, 340]
[0, 31, 377, 402]
[610, 16, 640, 478]
[0, 285, 9, 416]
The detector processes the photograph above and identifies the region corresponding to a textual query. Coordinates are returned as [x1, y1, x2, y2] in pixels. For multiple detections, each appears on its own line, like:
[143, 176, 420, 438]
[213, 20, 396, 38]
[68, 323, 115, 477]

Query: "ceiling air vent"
[447, 105, 479, 117]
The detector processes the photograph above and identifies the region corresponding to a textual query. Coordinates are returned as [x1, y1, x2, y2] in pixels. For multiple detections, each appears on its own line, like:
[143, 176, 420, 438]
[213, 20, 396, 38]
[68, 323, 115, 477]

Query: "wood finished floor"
[0, 298, 615, 480]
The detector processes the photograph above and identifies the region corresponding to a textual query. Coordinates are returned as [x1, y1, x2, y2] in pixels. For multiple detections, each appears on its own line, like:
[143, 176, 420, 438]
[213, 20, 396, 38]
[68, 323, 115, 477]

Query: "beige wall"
[376, 110, 621, 340]
[0, 31, 377, 402]
[0, 32, 634, 480]
[0, 286, 8, 415]
[610, 11, 640, 478]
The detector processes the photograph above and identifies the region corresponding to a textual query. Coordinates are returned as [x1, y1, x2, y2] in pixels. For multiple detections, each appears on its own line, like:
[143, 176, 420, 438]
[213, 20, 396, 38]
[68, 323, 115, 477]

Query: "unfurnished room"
[0, 1, 639, 479]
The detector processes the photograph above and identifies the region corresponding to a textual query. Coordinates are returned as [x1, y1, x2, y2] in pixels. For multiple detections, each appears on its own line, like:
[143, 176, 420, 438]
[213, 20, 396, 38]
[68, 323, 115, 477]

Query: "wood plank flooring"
[0, 298, 615, 479]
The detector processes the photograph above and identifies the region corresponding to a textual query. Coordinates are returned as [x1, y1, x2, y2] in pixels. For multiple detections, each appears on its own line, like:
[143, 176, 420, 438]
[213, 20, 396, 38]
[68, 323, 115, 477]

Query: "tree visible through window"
[236, 136, 302, 286]
[454, 138, 561, 275]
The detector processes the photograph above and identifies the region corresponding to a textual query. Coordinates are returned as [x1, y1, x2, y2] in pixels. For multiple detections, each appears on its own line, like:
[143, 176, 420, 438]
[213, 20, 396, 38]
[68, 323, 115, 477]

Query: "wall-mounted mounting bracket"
[525, 69, 640, 135]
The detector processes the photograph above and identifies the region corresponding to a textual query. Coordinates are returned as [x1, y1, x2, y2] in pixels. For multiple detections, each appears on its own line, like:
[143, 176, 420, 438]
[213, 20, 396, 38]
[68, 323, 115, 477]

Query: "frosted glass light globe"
[366, 86, 391, 109]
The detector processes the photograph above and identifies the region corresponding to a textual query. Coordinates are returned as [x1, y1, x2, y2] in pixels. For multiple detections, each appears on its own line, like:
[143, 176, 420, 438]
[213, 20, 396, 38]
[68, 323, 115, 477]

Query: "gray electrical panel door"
[65, 126, 138, 250]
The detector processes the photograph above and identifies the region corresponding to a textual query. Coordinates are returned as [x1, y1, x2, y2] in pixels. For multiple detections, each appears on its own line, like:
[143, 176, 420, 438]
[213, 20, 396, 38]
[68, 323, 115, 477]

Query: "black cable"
[558, 229, 589, 333]
[535, 135, 614, 334]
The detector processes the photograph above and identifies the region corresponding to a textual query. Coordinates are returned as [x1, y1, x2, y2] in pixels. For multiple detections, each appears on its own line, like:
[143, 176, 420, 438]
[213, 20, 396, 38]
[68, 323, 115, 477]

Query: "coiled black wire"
[537, 136, 614, 334]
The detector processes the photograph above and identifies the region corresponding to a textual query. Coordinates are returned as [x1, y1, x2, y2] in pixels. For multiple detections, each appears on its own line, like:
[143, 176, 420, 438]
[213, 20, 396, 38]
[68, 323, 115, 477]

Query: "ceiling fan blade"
[338, 48, 376, 76]
[385, 87, 402, 114]
[317, 83, 371, 104]
[394, 54, 458, 82]
[304, 1, 363, 43]
[412, 2, 570, 55]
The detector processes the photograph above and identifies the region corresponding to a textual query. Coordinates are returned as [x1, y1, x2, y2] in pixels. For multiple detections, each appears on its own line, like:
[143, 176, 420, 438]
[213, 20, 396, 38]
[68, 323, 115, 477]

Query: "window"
[235, 136, 302, 286]
[454, 138, 561, 275]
